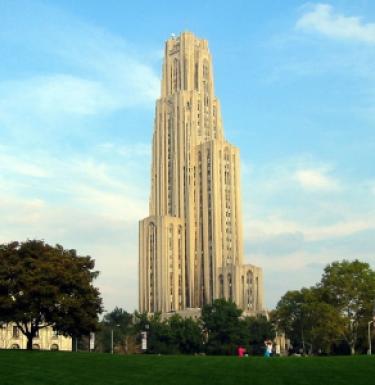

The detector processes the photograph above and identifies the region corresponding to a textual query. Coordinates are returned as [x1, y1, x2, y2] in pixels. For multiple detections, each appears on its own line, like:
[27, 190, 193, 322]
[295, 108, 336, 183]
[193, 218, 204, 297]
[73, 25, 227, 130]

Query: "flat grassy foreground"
[1, 351, 374, 385]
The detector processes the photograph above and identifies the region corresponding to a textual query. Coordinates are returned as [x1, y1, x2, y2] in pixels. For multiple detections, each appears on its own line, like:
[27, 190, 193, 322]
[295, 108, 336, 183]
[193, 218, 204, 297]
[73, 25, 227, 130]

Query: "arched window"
[247, 270, 253, 285]
[149, 223, 156, 265]
[173, 58, 180, 91]
[219, 274, 224, 298]
[32, 344, 40, 350]
[11, 344, 20, 349]
[168, 224, 174, 253]
[203, 60, 209, 107]
[50, 344, 59, 351]
[227, 273, 232, 299]
[168, 224, 174, 311]
[194, 62, 199, 90]
[203, 61, 209, 80]
[167, 113, 173, 215]
[149, 223, 157, 311]
[247, 270, 254, 309]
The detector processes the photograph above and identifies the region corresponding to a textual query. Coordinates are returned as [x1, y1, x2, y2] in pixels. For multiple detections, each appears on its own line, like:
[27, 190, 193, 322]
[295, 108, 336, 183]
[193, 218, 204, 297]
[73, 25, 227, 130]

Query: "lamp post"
[111, 324, 120, 354]
[141, 323, 149, 353]
[368, 321, 373, 355]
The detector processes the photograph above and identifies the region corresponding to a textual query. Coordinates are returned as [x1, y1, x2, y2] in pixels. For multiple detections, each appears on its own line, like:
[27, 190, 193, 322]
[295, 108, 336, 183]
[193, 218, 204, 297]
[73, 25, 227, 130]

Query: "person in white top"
[264, 340, 272, 357]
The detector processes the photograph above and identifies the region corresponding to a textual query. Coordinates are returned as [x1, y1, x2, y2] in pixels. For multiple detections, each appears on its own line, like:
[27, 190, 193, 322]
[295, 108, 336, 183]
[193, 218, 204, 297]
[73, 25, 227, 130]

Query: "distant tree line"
[93, 300, 274, 355]
[96, 260, 375, 356]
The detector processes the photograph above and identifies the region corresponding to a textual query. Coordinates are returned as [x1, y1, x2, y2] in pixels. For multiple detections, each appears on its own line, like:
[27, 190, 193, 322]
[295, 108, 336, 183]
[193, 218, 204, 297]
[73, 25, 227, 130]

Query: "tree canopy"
[320, 260, 375, 354]
[273, 259, 375, 354]
[95, 307, 134, 353]
[0, 240, 103, 350]
[272, 287, 343, 354]
[132, 312, 203, 354]
[201, 299, 244, 355]
[201, 299, 274, 355]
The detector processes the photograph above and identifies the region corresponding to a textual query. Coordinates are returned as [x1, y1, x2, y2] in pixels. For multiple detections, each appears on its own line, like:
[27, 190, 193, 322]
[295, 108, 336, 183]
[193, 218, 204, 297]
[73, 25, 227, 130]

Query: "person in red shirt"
[237, 346, 246, 357]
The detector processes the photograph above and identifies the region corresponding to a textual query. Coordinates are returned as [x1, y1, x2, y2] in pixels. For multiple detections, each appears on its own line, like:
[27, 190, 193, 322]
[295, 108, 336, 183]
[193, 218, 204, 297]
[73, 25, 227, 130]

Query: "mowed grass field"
[1, 351, 374, 385]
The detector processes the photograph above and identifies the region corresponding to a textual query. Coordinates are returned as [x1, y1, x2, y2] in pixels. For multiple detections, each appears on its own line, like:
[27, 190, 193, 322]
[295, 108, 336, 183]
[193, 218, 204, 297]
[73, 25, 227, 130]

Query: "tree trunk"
[26, 335, 33, 351]
[350, 344, 355, 355]
[301, 328, 305, 354]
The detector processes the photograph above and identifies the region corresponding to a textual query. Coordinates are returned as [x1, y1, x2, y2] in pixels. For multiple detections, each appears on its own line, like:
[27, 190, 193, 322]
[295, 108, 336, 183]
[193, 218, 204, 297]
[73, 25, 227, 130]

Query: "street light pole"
[111, 329, 114, 354]
[110, 324, 120, 354]
[368, 301, 375, 355]
[368, 321, 373, 355]
[141, 323, 149, 353]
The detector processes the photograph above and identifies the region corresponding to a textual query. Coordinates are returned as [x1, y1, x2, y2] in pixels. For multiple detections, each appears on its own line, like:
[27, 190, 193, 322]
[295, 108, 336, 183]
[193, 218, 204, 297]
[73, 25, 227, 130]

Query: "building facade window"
[12, 326, 19, 338]
[149, 222, 157, 311]
[219, 274, 224, 298]
[228, 273, 232, 299]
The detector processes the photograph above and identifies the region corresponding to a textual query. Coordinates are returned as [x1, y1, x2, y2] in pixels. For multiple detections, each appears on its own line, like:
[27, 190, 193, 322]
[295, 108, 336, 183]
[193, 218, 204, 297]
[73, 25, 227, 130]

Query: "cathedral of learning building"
[139, 32, 264, 316]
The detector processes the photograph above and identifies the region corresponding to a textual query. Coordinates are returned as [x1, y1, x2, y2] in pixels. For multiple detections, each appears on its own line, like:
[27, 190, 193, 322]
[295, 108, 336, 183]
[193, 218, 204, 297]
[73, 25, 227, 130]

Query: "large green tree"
[201, 299, 246, 355]
[167, 314, 203, 354]
[134, 312, 173, 354]
[96, 307, 133, 353]
[319, 260, 375, 354]
[133, 312, 203, 354]
[273, 260, 375, 355]
[272, 287, 343, 354]
[0, 240, 103, 350]
[243, 315, 275, 355]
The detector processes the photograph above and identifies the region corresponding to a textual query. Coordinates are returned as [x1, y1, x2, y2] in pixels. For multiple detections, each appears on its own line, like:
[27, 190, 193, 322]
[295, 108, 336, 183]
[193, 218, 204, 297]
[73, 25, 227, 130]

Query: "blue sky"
[1, 0, 374, 312]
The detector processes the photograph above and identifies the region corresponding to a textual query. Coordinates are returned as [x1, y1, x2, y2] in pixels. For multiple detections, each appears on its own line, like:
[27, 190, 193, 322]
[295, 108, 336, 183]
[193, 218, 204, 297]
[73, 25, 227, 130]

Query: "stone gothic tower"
[139, 32, 264, 315]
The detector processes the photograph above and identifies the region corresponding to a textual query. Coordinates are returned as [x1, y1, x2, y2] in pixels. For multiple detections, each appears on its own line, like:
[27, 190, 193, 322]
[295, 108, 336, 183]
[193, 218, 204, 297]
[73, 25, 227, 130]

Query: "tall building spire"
[139, 32, 264, 315]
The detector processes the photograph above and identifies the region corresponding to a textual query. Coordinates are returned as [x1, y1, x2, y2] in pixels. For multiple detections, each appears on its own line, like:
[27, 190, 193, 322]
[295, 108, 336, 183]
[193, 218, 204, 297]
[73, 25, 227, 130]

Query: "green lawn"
[1, 351, 374, 385]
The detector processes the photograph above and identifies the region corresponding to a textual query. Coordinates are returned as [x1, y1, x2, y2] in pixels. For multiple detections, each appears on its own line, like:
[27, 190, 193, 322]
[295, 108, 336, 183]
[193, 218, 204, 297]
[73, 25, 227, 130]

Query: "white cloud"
[246, 213, 375, 308]
[246, 214, 375, 243]
[247, 217, 301, 240]
[242, 155, 375, 308]
[296, 3, 375, 43]
[304, 218, 374, 241]
[0, 71, 158, 132]
[367, 180, 375, 196]
[294, 168, 339, 191]
[97, 142, 151, 158]
[0, 6, 160, 140]
[242, 156, 340, 194]
[27, 75, 116, 115]
[0, 152, 49, 178]
[0, 142, 152, 312]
